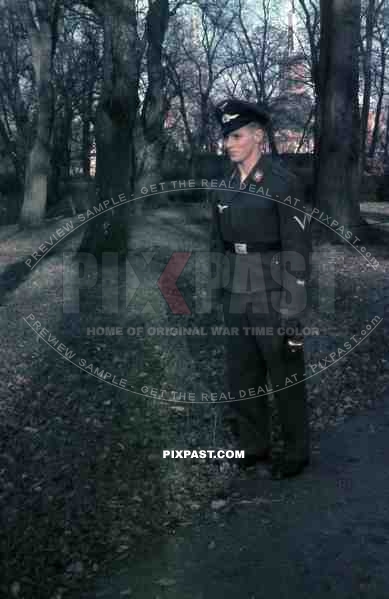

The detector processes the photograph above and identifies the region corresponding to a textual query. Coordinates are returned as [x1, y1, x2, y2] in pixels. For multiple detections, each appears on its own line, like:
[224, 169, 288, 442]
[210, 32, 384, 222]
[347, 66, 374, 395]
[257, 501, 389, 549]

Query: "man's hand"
[279, 306, 304, 352]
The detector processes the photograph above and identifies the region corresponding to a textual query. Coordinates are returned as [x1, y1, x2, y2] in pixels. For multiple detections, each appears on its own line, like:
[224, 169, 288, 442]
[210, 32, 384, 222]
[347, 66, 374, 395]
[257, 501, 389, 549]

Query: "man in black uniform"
[209, 98, 311, 478]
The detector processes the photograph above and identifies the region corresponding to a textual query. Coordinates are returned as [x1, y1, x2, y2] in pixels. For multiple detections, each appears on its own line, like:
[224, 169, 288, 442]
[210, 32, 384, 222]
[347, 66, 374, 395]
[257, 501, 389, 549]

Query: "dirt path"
[82, 396, 389, 599]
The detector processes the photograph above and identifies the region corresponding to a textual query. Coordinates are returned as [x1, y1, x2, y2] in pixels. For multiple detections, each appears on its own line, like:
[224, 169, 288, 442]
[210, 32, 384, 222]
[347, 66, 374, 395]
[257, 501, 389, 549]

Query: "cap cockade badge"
[221, 113, 240, 124]
[252, 169, 264, 183]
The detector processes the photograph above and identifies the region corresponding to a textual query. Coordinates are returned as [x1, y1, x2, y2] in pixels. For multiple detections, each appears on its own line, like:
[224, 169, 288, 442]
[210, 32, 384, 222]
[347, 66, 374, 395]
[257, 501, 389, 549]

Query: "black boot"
[236, 448, 271, 469]
[270, 455, 310, 479]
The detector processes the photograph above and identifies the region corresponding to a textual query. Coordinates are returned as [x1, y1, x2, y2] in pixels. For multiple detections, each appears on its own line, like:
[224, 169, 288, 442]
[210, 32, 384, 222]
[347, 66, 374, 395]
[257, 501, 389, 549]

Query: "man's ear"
[254, 131, 263, 143]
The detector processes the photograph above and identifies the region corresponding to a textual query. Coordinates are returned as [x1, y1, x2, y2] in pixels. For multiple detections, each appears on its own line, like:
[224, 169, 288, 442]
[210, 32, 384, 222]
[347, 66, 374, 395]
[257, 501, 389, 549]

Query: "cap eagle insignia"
[221, 113, 240, 124]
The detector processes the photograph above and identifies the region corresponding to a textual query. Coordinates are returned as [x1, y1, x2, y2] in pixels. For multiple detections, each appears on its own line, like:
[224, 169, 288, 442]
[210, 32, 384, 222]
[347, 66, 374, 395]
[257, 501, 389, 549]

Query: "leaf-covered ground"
[0, 201, 388, 599]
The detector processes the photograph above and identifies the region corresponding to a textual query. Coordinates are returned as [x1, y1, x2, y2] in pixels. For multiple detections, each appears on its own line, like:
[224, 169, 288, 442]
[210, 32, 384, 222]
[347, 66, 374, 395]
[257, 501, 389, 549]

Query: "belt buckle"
[234, 242, 247, 255]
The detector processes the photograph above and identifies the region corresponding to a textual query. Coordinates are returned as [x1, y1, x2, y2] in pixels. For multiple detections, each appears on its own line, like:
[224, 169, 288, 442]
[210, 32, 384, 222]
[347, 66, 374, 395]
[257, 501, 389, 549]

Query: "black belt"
[223, 241, 281, 253]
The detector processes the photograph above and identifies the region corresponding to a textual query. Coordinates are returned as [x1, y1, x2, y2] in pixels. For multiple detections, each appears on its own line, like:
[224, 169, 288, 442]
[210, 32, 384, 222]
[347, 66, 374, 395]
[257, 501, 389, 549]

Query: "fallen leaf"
[155, 578, 176, 587]
[211, 499, 227, 510]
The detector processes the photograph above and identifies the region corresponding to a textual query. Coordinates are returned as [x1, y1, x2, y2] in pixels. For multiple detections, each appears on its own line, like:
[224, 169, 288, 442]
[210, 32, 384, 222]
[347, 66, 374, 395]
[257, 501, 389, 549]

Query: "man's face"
[223, 124, 263, 164]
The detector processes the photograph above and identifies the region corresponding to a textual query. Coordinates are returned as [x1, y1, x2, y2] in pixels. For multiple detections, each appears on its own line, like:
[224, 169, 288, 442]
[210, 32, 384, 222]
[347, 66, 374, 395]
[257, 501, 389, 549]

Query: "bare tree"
[315, 0, 361, 228]
[164, 0, 237, 159]
[234, 0, 281, 154]
[17, 0, 62, 226]
[368, 1, 389, 161]
[165, 52, 196, 157]
[134, 0, 170, 206]
[383, 103, 389, 169]
[359, 0, 376, 174]
[51, 8, 101, 190]
[0, 3, 32, 183]
[78, 0, 143, 258]
[297, 0, 320, 153]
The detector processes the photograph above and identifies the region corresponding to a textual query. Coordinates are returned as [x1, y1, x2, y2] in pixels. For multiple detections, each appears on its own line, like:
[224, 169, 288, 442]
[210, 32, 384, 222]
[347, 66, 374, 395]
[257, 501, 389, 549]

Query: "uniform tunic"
[209, 154, 311, 459]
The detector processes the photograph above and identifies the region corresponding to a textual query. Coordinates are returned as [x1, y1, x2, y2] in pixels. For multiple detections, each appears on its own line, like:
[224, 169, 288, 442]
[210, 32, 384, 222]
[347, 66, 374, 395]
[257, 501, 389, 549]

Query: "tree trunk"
[50, 98, 73, 208]
[78, 0, 141, 259]
[82, 92, 93, 178]
[359, 0, 375, 174]
[197, 92, 211, 152]
[315, 0, 361, 232]
[296, 105, 314, 153]
[383, 104, 389, 170]
[266, 119, 279, 157]
[298, 0, 321, 154]
[369, 35, 386, 160]
[134, 0, 169, 215]
[20, 2, 60, 226]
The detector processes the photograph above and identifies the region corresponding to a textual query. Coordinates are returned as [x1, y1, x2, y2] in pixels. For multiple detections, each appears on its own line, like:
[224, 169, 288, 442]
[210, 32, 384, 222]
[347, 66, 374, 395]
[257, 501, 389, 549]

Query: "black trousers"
[221, 289, 310, 460]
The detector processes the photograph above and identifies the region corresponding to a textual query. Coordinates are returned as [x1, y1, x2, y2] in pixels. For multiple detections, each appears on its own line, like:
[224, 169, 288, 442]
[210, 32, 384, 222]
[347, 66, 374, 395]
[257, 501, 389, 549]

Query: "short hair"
[246, 121, 264, 131]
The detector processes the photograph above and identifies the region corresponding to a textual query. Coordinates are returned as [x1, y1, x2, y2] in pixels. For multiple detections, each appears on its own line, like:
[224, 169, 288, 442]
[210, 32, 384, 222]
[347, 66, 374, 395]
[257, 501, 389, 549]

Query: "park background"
[1, 1, 389, 598]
